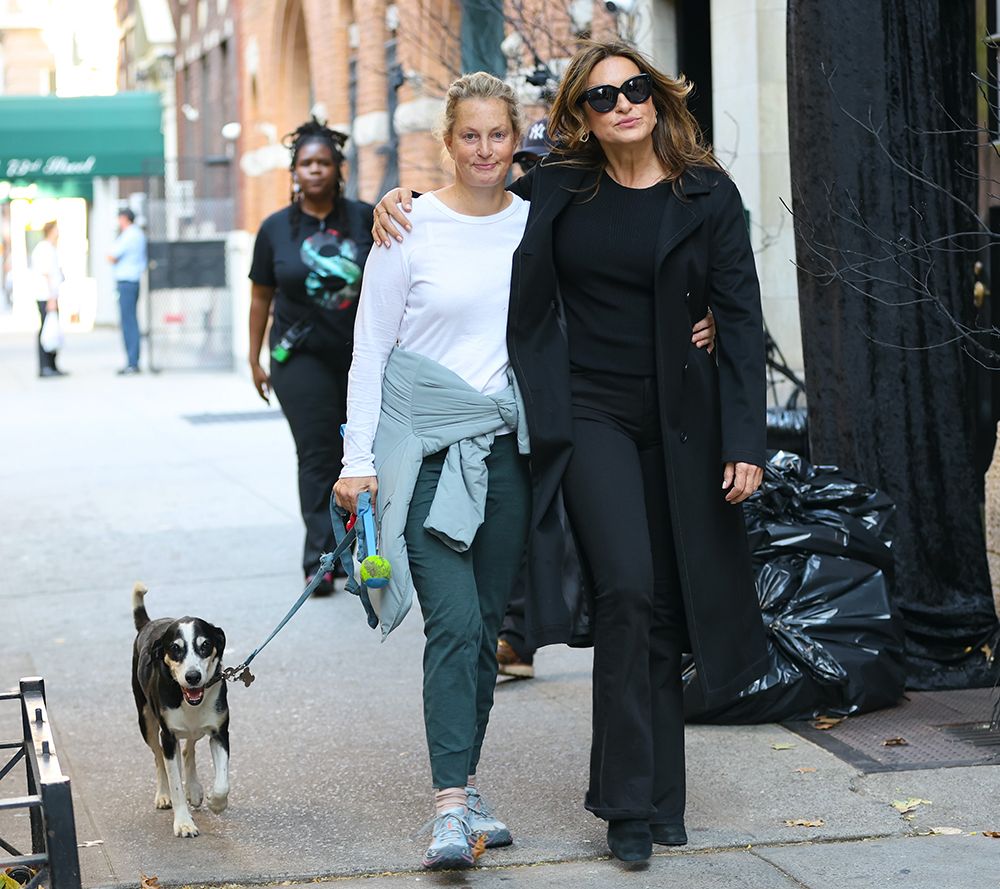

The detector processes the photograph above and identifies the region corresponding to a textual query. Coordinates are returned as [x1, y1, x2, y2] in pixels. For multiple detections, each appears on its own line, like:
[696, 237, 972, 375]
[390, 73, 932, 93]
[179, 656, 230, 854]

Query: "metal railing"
[0, 678, 81, 889]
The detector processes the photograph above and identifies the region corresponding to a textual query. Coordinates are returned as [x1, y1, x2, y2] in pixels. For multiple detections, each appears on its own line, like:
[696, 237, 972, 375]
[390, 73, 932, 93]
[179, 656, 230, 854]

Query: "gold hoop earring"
[581, 131, 590, 143]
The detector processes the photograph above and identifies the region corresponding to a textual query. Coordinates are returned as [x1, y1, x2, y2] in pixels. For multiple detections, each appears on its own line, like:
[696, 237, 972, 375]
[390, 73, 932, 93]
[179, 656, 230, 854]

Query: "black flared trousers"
[561, 369, 688, 823]
[270, 350, 347, 577]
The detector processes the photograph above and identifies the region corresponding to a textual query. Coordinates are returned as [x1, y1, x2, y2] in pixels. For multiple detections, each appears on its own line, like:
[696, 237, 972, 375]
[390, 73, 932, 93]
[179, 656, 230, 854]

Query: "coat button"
[680, 432, 688, 443]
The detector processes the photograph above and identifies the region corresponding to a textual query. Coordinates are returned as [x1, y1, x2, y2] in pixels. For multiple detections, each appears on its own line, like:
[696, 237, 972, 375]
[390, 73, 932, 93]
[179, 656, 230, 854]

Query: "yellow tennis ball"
[360, 555, 392, 587]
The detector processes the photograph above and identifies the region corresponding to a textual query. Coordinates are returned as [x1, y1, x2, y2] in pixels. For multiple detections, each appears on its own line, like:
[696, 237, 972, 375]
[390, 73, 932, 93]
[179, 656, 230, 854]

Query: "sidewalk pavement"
[2, 329, 999, 889]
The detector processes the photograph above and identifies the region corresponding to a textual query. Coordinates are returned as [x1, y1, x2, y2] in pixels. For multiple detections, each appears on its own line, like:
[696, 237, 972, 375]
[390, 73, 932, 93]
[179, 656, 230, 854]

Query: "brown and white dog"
[131, 583, 230, 837]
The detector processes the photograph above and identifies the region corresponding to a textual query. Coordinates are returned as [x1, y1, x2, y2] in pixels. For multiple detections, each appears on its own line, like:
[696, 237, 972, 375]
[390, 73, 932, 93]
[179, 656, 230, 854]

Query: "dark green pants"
[405, 433, 530, 789]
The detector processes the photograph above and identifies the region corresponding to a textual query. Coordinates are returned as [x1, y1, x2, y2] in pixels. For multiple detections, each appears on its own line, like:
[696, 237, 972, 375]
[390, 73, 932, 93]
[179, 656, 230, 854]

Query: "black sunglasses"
[577, 73, 653, 113]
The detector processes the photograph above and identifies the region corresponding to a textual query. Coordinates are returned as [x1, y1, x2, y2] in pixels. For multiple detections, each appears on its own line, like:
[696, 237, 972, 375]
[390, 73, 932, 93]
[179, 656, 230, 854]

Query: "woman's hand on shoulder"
[372, 188, 414, 247]
[722, 462, 762, 504]
[333, 475, 378, 516]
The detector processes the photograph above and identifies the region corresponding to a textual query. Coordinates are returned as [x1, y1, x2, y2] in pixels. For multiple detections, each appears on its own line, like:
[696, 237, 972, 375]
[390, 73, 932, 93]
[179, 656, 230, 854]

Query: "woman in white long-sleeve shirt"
[333, 72, 530, 872]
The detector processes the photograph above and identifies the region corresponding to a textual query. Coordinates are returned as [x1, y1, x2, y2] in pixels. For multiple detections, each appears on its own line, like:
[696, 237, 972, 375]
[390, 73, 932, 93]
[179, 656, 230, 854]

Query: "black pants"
[269, 350, 347, 577]
[561, 369, 688, 823]
[499, 571, 534, 662]
[36, 300, 58, 372]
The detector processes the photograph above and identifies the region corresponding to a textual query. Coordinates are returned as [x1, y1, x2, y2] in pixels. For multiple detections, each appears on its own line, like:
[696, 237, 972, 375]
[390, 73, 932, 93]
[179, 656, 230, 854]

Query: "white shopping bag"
[40, 311, 63, 353]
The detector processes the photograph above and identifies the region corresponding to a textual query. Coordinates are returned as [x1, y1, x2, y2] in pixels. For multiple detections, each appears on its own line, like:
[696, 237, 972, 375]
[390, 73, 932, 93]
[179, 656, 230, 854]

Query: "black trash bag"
[683, 451, 907, 723]
[765, 406, 809, 459]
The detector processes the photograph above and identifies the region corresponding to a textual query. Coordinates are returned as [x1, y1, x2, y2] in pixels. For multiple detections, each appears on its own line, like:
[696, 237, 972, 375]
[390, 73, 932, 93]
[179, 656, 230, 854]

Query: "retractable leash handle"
[355, 492, 392, 590]
[337, 422, 392, 601]
[330, 494, 380, 629]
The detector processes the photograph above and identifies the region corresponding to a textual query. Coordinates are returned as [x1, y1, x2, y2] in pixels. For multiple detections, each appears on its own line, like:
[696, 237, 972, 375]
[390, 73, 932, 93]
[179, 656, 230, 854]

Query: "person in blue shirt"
[107, 208, 148, 375]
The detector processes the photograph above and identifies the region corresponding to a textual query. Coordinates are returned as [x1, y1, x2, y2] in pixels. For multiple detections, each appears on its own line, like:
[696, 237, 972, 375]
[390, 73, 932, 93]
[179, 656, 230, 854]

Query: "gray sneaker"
[421, 806, 475, 870]
[466, 786, 512, 847]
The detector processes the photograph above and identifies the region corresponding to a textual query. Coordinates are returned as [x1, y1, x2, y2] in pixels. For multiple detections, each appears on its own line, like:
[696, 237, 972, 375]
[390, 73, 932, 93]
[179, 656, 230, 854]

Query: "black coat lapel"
[521, 164, 590, 247]
[655, 173, 710, 267]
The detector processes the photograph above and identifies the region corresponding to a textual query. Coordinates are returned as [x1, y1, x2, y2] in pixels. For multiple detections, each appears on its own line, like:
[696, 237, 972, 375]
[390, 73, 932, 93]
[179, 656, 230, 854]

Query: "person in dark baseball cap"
[512, 117, 554, 172]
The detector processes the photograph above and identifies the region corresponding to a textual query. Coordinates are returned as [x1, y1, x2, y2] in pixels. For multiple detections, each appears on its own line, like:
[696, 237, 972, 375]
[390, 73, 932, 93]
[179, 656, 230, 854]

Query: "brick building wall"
[0, 28, 55, 95]
[234, 0, 615, 233]
[171, 0, 239, 223]
[0, 0, 57, 97]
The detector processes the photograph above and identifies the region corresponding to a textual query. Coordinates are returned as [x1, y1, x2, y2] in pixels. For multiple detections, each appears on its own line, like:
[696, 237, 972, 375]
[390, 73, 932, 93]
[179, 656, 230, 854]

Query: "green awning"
[0, 92, 164, 181]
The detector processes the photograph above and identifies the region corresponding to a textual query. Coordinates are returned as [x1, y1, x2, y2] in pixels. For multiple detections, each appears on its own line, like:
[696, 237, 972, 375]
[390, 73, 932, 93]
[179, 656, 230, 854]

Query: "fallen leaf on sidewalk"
[813, 715, 845, 730]
[926, 827, 963, 836]
[771, 742, 796, 750]
[891, 798, 932, 814]
[470, 834, 487, 860]
[882, 737, 909, 747]
[784, 819, 825, 827]
[983, 831, 1000, 838]
[139, 875, 160, 889]
[794, 767, 817, 773]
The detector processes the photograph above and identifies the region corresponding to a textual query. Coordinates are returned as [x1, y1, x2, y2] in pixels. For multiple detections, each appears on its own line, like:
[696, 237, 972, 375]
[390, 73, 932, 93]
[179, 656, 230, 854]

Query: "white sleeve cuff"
[339, 458, 377, 478]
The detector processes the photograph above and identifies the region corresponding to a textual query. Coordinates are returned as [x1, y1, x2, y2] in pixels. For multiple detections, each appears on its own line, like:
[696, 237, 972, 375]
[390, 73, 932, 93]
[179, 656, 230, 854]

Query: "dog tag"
[239, 667, 255, 688]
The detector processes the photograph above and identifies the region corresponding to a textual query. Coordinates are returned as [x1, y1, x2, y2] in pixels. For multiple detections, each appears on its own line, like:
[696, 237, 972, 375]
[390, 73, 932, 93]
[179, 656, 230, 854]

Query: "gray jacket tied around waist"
[369, 347, 530, 639]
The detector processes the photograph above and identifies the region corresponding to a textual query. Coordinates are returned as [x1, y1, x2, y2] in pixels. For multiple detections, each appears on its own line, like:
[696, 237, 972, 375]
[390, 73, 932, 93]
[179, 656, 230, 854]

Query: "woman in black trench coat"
[374, 40, 768, 864]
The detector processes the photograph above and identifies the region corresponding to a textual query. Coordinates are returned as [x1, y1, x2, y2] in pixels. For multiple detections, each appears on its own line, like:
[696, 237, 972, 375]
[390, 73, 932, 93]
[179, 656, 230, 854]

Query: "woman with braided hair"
[249, 119, 375, 596]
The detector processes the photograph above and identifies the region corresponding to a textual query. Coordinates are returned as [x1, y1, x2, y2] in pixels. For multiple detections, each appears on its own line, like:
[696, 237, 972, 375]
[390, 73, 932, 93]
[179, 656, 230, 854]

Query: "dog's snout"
[185, 669, 202, 686]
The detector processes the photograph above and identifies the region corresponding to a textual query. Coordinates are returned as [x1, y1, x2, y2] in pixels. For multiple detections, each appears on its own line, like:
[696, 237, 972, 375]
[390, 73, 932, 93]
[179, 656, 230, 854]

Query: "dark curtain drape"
[787, 0, 998, 687]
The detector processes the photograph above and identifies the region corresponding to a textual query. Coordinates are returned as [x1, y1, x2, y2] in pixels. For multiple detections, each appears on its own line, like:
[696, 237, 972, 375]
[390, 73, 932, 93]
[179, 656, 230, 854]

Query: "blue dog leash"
[331, 491, 382, 627]
[209, 493, 381, 689]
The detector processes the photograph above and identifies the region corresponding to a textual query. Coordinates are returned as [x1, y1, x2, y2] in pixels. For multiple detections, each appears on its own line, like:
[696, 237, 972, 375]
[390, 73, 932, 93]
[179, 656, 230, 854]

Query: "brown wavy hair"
[546, 40, 719, 187]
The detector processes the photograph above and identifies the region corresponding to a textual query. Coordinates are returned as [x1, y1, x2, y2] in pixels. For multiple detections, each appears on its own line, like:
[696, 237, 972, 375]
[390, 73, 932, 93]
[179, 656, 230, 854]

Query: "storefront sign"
[5, 156, 97, 178]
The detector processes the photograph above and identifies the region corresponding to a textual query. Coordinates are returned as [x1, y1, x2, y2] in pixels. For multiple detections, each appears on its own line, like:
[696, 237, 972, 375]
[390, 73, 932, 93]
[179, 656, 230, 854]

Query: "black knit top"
[553, 172, 668, 376]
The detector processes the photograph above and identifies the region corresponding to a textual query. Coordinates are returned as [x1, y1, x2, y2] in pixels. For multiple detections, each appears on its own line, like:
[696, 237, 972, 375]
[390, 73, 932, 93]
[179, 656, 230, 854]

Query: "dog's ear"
[209, 624, 226, 657]
[151, 634, 167, 667]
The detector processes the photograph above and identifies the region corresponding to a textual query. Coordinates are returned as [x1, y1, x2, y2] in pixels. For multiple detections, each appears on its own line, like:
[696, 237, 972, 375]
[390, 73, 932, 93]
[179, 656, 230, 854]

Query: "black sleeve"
[506, 165, 536, 200]
[345, 199, 376, 269]
[707, 176, 766, 468]
[249, 219, 276, 286]
[358, 201, 375, 234]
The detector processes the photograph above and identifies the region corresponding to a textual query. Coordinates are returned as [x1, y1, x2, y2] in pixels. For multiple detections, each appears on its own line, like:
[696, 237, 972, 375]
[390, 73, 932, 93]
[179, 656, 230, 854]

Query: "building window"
[460, 0, 504, 75]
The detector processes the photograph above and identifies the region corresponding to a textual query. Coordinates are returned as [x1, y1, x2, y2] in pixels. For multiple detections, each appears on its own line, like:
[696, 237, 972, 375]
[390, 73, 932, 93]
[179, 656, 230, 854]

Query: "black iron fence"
[143, 158, 236, 371]
[0, 678, 81, 889]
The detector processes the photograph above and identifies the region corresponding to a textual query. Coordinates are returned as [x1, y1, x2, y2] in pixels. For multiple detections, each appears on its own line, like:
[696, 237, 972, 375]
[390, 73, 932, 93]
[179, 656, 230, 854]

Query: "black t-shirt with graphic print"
[249, 199, 375, 370]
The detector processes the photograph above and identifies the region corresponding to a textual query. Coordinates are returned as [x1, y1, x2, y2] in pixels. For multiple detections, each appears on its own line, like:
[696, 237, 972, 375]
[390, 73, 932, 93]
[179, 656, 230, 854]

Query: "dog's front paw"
[186, 780, 204, 808]
[155, 792, 172, 810]
[207, 792, 228, 814]
[173, 815, 199, 838]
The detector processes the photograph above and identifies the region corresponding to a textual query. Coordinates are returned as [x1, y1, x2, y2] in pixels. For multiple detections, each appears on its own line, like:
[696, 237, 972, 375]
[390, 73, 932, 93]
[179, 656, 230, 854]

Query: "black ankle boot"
[607, 819, 652, 861]
[650, 822, 688, 846]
